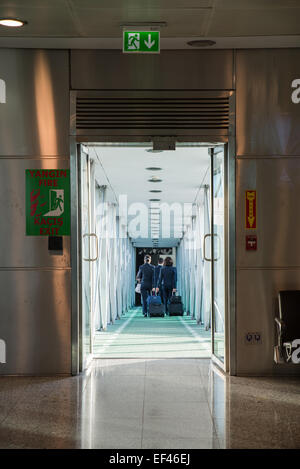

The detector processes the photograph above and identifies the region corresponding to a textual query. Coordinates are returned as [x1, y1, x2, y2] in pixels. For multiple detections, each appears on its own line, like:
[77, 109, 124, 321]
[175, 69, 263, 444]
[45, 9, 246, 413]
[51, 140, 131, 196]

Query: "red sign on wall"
[245, 190, 257, 229]
[246, 235, 257, 251]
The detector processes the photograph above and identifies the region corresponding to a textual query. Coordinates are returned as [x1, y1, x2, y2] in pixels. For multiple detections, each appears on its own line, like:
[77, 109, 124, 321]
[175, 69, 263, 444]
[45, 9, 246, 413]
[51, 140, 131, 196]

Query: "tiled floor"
[0, 358, 299, 449]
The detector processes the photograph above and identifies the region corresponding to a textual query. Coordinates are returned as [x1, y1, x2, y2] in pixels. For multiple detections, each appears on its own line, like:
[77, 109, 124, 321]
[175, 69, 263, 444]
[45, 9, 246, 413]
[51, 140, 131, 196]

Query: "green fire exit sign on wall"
[123, 31, 160, 53]
[25, 169, 70, 236]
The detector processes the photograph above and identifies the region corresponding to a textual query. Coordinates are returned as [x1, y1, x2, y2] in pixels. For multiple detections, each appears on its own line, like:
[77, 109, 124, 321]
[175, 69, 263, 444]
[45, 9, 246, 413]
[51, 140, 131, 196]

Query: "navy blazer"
[158, 266, 177, 290]
[154, 265, 163, 287]
[136, 263, 155, 288]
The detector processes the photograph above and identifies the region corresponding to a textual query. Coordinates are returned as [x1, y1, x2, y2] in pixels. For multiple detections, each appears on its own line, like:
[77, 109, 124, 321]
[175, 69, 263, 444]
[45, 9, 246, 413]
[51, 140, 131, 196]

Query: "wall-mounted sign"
[246, 235, 257, 251]
[245, 190, 257, 229]
[123, 31, 160, 54]
[25, 169, 70, 236]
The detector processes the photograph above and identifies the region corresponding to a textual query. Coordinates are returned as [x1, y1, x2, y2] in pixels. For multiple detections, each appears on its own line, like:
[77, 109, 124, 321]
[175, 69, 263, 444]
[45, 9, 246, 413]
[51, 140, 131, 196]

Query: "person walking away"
[136, 255, 155, 317]
[157, 257, 177, 315]
[154, 257, 164, 304]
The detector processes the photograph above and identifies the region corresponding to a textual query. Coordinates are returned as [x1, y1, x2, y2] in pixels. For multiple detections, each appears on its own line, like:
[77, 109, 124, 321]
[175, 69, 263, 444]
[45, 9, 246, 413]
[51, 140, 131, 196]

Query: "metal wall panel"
[0, 270, 71, 375]
[0, 49, 69, 156]
[235, 48, 300, 376]
[236, 268, 300, 375]
[0, 49, 71, 376]
[71, 50, 234, 91]
[236, 158, 300, 268]
[0, 158, 70, 268]
[236, 49, 300, 157]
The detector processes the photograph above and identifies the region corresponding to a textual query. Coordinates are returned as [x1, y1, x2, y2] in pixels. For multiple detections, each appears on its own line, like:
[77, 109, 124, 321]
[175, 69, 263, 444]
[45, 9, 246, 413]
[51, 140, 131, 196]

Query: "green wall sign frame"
[25, 169, 70, 236]
[123, 31, 160, 53]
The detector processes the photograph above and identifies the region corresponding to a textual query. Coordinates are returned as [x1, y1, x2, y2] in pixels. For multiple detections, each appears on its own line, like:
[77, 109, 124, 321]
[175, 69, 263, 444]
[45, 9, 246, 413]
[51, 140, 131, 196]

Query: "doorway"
[75, 142, 228, 371]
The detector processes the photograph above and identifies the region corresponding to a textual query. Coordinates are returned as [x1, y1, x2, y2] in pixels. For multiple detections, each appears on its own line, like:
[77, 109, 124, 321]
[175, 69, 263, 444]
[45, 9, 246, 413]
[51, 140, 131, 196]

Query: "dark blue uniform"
[154, 265, 163, 288]
[136, 263, 155, 316]
[158, 266, 177, 314]
[154, 264, 164, 303]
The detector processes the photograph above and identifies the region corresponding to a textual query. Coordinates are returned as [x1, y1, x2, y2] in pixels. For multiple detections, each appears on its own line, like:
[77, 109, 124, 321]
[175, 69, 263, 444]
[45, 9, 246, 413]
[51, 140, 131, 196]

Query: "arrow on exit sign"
[123, 31, 160, 54]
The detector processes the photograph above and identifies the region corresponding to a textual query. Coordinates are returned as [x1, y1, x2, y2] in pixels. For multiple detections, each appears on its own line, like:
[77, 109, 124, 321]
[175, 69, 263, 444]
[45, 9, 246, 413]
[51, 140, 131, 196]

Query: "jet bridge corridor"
[93, 308, 212, 359]
[79, 143, 226, 370]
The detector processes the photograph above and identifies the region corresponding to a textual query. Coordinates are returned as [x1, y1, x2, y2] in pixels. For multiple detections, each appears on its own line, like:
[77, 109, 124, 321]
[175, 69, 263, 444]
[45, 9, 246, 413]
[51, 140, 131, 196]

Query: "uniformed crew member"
[154, 257, 164, 303]
[156, 257, 177, 314]
[136, 255, 155, 317]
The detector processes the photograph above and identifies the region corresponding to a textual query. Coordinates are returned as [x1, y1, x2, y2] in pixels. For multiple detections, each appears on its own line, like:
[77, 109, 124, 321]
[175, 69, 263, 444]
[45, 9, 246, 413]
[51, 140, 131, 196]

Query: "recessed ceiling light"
[149, 190, 162, 193]
[0, 18, 26, 27]
[149, 198, 161, 202]
[146, 149, 163, 154]
[148, 178, 162, 183]
[187, 40, 216, 48]
[146, 167, 162, 171]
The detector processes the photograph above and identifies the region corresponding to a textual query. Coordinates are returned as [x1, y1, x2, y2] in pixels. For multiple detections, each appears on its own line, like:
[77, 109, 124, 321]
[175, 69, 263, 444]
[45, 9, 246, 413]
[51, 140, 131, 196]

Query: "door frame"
[70, 91, 236, 376]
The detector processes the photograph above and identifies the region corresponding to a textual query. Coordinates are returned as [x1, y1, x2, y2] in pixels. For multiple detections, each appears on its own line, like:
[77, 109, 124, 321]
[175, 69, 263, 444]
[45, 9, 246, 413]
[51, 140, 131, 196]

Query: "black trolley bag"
[148, 293, 165, 317]
[168, 293, 184, 316]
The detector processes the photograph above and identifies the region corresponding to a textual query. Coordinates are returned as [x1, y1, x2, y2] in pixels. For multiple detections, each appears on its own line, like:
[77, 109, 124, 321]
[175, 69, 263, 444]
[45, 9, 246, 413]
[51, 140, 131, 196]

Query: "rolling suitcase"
[147, 292, 164, 317]
[147, 292, 162, 306]
[168, 293, 184, 316]
[169, 294, 182, 304]
[149, 302, 165, 317]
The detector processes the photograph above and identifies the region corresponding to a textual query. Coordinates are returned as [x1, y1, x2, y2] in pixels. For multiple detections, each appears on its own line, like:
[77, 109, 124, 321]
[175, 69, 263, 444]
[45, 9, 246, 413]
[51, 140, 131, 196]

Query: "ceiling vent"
[75, 91, 230, 137]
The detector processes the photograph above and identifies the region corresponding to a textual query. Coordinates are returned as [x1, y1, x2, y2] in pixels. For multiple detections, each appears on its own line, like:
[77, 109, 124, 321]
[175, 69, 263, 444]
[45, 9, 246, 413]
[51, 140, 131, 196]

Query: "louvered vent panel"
[76, 96, 229, 133]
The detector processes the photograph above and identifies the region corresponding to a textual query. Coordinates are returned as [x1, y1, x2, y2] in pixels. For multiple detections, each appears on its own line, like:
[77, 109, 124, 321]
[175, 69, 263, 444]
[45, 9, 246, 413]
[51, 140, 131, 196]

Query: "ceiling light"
[149, 198, 161, 202]
[148, 177, 162, 183]
[146, 149, 163, 154]
[149, 190, 162, 193]
[187, 40, 216, 48]
[120, 21, 167, 28]
[146, 167, 162, 171]
[0, 18, 26, 27]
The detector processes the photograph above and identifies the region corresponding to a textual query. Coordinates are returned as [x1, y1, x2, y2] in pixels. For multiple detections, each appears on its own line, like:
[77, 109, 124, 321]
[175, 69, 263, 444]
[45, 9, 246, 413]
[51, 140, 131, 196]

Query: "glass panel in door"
[211, 147, 226, 364]
[80, 147, 92, 367]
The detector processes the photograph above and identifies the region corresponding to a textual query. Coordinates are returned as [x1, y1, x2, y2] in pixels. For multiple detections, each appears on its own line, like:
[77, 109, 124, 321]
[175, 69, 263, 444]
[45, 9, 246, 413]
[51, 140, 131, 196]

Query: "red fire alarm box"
[246, 235, 257, 251]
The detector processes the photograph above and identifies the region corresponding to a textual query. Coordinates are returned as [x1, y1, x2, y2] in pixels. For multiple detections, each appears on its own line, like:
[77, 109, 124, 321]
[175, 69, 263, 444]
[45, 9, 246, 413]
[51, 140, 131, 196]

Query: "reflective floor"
[0, 359, 299, 449]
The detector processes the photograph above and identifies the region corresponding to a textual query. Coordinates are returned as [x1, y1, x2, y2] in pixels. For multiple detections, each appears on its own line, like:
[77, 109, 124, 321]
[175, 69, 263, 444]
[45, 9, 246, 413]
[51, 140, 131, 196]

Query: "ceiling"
[0, 0, 299, 49]
[89, 144, 211, 248]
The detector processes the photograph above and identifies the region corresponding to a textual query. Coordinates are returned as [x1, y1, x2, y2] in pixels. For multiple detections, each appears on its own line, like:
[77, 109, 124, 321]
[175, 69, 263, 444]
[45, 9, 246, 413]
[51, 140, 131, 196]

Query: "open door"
[211, 146, 226, 369]
[79, 145, 98, 370]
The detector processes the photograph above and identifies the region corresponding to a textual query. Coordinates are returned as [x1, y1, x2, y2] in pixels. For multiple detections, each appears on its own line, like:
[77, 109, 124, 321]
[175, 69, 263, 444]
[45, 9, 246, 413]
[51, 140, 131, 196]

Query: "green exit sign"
[123, 31, 160, 54]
